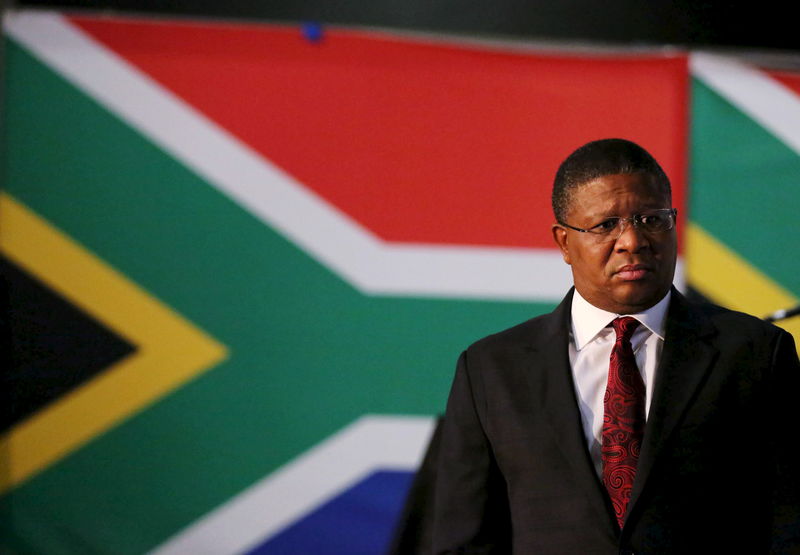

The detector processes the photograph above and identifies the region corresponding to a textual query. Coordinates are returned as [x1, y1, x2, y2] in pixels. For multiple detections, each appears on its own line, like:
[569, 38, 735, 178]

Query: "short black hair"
[551, 138, 671, 223]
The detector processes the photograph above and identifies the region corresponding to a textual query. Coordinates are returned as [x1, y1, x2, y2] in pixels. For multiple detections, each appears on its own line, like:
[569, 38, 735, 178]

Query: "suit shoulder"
[685, 297, 787, 340]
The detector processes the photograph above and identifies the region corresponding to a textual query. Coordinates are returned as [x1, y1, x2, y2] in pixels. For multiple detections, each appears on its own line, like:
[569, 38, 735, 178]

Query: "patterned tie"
[602, 316, 645, 529]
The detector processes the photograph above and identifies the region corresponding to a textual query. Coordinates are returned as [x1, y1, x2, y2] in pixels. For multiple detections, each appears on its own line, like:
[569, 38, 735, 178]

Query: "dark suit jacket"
[433, 288, 800, 554]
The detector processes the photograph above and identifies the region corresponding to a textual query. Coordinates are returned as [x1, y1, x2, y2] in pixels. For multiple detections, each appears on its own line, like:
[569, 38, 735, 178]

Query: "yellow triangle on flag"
[686, 221, 800, 345]
[0, 193, 228, 493]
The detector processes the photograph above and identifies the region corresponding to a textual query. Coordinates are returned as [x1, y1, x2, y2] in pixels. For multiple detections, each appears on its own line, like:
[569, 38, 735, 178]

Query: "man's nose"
[614, 219, 650, 251]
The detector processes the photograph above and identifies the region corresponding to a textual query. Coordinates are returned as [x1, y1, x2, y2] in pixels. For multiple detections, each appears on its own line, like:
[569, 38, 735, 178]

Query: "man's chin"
[612, 283, 670, 312]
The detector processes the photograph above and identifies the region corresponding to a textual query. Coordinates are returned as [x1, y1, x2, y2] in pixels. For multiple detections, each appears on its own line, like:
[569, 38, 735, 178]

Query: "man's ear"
[552, 224, 571, 265]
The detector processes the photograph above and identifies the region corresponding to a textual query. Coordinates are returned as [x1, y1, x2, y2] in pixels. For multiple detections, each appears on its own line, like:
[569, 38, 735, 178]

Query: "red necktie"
[602, 316, 645, 529]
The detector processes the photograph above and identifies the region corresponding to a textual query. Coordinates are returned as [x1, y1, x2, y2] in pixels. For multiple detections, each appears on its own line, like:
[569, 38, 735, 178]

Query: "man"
[432, 138, 800, 553]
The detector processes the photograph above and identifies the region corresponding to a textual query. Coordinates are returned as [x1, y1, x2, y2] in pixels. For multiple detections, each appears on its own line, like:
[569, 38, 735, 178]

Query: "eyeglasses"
[559, 208, 677, 243]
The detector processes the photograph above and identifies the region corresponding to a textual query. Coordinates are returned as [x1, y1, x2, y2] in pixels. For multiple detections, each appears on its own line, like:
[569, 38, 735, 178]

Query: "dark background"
[7, 0, 800, 52]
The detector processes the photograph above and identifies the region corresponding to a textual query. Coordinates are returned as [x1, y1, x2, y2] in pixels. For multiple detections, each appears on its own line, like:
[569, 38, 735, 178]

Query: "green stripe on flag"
[2, 39, 551, 554]
[691, 77, 800, 297]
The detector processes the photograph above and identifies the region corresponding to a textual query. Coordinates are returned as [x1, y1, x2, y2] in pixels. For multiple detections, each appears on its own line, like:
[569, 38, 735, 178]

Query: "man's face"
[551, 172, 677, 314]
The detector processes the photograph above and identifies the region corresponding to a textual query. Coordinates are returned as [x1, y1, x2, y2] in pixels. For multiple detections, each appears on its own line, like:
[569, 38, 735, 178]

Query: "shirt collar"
[570, 288, 671, 350]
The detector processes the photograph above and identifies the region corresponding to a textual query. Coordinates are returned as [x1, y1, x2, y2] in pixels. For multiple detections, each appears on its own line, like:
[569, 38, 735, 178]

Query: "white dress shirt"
[568, 288, 671, 476]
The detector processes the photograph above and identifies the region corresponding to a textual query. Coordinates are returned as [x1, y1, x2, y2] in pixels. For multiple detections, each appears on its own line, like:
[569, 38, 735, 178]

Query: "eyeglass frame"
[557, 208, 678, 242]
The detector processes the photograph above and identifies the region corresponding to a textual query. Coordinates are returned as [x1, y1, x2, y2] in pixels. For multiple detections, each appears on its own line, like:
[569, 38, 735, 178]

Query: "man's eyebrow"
[588, 204, 668, 219]
[586, 212, 618, 221]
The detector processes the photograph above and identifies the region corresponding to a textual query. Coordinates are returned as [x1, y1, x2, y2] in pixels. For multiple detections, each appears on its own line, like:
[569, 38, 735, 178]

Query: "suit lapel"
[627, 289, 719, 517]
[526, 290, 619, 532]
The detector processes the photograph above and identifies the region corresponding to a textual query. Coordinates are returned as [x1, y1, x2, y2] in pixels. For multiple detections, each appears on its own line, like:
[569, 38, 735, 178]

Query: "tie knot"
[612, 316, 640, 342]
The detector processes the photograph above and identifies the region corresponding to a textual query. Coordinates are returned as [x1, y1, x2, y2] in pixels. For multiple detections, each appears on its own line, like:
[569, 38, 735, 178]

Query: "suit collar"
[527, 289, 621, 533]
[626, 288, 719, 527]
[524, 288, 720, 535]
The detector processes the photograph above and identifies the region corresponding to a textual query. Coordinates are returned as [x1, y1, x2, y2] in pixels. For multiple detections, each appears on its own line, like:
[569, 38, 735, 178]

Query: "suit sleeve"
[770, 329, 800, 552]
[432, 351, 511, 554]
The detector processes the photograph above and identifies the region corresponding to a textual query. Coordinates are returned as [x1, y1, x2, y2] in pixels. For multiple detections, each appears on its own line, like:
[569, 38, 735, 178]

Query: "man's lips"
[615, 264, 653, 281]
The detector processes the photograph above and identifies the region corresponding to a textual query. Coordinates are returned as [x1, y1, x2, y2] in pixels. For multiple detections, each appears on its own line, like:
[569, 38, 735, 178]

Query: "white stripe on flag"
[691, 52, 800, 157]
[5, 10, 577, 302]
[148, 415, 436, 555]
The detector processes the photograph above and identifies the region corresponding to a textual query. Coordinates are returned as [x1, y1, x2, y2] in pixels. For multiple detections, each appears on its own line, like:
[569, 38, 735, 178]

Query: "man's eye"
[593, 219, 619, 232]
[639, 214, 668, 229]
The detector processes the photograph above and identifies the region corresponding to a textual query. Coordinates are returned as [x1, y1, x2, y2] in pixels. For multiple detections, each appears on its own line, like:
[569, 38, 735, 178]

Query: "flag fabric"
[688, 54, 800, 341]
[2, 9, 795, 554]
